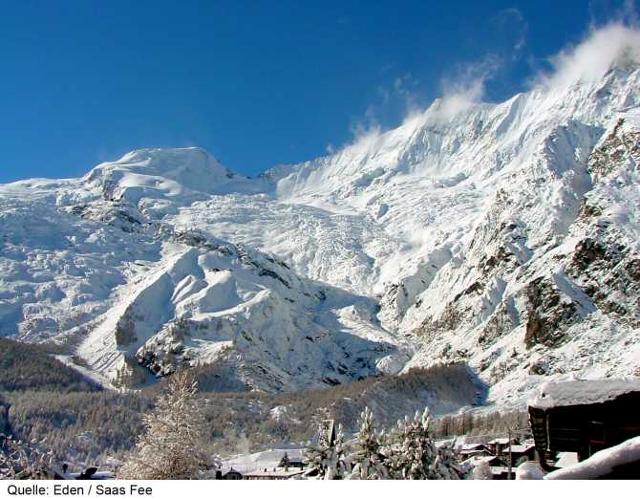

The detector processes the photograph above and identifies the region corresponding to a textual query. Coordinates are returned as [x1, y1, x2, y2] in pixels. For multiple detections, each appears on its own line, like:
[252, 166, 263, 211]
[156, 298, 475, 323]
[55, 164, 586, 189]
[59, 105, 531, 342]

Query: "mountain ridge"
[1, 27, 640, 406]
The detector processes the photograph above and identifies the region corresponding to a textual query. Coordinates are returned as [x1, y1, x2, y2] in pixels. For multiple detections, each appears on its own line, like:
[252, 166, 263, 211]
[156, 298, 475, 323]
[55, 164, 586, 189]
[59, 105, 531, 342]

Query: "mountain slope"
[1, 25, 639, 405]
[0, 151, 409, 392]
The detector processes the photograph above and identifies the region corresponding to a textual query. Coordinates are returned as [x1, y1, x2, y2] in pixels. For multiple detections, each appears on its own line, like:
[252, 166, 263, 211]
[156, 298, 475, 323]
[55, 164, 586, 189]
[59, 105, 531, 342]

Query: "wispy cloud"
[437, 54, 502, 114]
[346, 6, 531, 138]
[534, 23, 640, 90]
[589, 0, 639, 28]
[340, 3, 640, 154]
[349, 104, 382, 140]
[346, 73, 420, 143]
[434, 6, 529, 115]
[533, 1, 640, 90]
[490, 7, 529, 55]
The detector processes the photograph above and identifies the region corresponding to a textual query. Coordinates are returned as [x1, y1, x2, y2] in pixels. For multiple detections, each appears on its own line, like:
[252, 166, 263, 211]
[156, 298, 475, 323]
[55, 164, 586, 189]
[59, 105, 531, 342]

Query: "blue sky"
[0, 0, 637, 182]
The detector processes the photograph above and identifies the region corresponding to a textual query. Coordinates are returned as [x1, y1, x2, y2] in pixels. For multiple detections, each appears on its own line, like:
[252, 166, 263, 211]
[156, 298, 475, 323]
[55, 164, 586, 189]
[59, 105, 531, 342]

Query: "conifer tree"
[304, 420, 348, 479]
[432, 440, 461, 480]
[472, 460, 493, 480]
[384, 408, 459, 479]
[347, 407, 388, 479]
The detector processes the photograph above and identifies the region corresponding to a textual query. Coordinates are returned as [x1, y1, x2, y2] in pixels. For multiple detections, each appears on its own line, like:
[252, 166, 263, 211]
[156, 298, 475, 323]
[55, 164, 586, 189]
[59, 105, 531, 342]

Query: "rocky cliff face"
[400, 106, 640, 405]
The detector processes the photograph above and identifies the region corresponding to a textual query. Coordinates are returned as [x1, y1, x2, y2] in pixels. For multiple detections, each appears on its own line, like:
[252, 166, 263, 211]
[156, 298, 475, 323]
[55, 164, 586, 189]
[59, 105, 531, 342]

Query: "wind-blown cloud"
[436, 54, 502, 116]
[433, 7, 528, 108]
[421, 7, 529, 122]
[341, 6, 640, 153]
[347, 73, 420, 142]
[535, 23, 640, 90]
[490, 7, 529, 55]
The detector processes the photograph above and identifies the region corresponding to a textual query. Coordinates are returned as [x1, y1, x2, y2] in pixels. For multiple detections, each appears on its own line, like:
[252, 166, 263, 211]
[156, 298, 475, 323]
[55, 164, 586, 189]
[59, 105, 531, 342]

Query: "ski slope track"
[1, 28, 640, 405]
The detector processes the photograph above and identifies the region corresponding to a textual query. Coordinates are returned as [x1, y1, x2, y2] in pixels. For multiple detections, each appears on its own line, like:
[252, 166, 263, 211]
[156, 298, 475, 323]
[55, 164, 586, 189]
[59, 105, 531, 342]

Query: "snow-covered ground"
[221, 448, 305, 474]
[1, 24, 639, 405]
[53, 355, 118, 391]
[546, 436, 640, 479]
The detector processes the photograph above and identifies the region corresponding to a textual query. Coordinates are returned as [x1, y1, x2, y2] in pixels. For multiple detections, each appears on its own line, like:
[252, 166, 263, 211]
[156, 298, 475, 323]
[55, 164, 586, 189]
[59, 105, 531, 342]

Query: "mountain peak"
[90, 146, 232, 182]
[83, 147, 250, 203]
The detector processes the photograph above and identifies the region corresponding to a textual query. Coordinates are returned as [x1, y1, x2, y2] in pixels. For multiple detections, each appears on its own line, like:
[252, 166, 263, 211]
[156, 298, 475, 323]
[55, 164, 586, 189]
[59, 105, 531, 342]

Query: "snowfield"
[1, 24, 639, 405]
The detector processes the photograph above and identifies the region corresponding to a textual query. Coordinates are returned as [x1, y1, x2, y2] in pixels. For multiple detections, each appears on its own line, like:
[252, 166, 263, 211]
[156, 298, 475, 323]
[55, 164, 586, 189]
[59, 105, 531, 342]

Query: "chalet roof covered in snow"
[488, 438, 510, 445]
[529, 379, 640, 410]
[244, 469, 305, 479]
[464, 455, 497, 464]
[510, 444, 536, 453]
[461, 443, 485, 449]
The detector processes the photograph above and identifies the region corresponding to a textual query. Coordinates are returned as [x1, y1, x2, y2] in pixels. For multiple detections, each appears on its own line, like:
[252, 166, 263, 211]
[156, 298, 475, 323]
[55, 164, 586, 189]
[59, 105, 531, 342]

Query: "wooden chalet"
[278, 451, 305, 470]
[459, 443, 491, 459]
[490, 465, 511, 480]
[528, 379, 640, 470]
[287, 458, 305, 469]
[509, 443, 536, 464]
[219, 468, 243, 480]
[487, 437, 515, 456]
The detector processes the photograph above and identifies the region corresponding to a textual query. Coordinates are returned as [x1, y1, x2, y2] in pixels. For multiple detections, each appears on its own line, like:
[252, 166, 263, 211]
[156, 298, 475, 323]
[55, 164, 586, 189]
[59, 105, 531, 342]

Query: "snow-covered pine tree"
[384, 408, 459, 479]
[118, 371, 217, 479]
[326, 424, 348, 479]
[472, 460, 493, 480]
[346, 407, 388, 479]
[432, 440, 461, 480]
[304, 420, 348, 479]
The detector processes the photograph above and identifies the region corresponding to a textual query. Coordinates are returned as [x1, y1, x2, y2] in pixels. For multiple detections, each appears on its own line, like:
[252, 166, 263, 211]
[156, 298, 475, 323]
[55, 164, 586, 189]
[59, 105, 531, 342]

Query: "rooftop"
[244, 469, 305, 478]
[488, 438, 511, 445]
[510, 444, 536, 453]
[529, 378, 640, 410]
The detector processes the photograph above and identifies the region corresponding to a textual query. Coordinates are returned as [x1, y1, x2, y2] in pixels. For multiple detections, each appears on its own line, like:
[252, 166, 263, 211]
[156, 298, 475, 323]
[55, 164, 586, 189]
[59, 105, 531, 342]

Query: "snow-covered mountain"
[1, 25, 639, 404]
[0, 148, 409, 392]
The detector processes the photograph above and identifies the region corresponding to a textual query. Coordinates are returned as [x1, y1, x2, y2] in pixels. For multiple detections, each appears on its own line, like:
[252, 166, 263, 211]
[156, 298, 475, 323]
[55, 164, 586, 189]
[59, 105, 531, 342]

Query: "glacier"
[1, 24, 639, 406]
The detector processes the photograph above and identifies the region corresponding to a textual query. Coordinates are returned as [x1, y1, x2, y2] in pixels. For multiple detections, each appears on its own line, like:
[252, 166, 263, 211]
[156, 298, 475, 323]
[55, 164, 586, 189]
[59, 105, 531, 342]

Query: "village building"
[218, 447, 308, 480]
[487, 437, 516, 456]
[508, 442, 537, 465]
[460, 454, 501, 472]
[30, 464, 116, 481]
[528, 379, 640, 470]
[459, 443, 492, 459]
[218, 468, 243, 480]
[489, 465, 511, 480]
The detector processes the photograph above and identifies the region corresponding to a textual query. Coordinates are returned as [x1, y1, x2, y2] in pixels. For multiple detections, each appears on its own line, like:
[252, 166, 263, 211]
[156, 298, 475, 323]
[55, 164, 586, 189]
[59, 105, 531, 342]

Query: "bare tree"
[118, 372, 218, 479]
